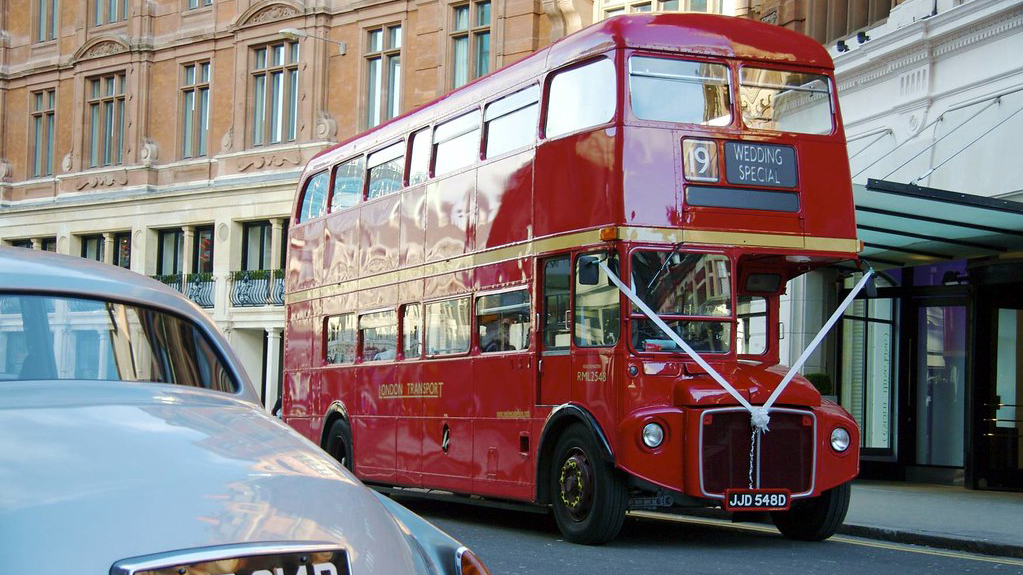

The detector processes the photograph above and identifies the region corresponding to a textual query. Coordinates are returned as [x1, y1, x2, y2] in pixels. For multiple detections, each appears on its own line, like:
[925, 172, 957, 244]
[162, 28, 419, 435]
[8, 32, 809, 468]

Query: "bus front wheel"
[771, 481, 851, 541]
[325, 419, 354, 472]
[550, 424, 627, 545]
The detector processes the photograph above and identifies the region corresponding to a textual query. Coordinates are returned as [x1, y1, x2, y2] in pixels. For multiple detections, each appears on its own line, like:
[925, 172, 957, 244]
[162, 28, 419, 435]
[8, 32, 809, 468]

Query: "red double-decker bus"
[283, 13, 869, 545]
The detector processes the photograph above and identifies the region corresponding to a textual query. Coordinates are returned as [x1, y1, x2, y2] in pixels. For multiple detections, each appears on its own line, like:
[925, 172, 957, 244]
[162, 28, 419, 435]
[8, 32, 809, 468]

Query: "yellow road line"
[628, 511, 1023, 567]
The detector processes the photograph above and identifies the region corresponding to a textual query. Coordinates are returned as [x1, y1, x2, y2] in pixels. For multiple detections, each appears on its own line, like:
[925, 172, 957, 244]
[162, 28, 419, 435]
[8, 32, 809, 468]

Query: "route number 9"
[682, 139, 719, 182]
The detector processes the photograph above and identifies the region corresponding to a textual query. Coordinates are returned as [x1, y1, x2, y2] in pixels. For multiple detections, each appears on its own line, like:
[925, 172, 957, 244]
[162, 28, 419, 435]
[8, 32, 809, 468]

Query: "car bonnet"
[0, 381, 421, 575]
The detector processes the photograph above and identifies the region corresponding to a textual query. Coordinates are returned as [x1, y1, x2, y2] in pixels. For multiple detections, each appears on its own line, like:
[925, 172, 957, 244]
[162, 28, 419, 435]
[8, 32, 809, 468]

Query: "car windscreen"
[0, 293, 236, 392]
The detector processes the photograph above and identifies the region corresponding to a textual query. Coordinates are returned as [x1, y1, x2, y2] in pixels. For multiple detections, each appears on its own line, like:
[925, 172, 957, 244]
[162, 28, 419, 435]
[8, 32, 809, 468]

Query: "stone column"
[270, 218, 284, 271]
[102, 232, 115, 264]
[182, 225, 195, 276]
[264, 327, 283, 412]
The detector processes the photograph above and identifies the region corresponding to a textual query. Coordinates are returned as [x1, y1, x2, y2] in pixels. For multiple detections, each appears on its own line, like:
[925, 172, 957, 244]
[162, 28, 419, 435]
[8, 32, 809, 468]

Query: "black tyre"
[325, 419, 354, 472]
[771, 481, 851, 541]
[550, 424, 627, 545]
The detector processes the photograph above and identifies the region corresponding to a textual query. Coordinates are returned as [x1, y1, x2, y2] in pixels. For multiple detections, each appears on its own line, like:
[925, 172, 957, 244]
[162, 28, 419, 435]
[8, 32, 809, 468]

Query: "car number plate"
[116, 546, 349, 575]
[723, 488, 791, 511]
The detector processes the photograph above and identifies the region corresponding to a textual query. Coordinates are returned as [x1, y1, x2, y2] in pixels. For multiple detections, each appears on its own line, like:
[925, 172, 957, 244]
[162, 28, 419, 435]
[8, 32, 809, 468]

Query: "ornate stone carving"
[61, 153, 73, 173]
[221, 126, 234, 152]
[75, 172, 128, 190]
[239, 153, 301, 172]
[81, 41, 127, 60]
[246, 5, 298, 26]
[314, 110, 337, 141]
[140, 139, 159, 165]
[0, 158, 12, 181]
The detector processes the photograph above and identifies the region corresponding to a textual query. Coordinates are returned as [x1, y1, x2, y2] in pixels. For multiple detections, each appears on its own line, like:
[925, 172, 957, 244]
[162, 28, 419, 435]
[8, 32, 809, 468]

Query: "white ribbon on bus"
[597, 261, 874, 433]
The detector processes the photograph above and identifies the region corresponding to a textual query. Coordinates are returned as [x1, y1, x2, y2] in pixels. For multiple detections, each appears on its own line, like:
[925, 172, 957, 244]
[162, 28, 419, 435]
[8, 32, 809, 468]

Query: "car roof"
[0, 246, 200, 315]
[0, 246, 259, 402]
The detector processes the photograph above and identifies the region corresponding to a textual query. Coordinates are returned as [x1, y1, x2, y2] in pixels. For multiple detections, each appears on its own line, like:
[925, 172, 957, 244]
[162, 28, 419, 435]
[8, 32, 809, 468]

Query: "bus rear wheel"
[325, 419, 353, 472]
[550, 424, 627, 545]
[771, 481, 851, 541]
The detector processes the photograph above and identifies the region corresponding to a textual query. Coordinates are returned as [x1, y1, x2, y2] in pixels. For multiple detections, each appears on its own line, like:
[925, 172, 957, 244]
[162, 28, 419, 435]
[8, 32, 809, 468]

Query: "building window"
[94, 0, 128, 26]
[598, 0, 715, 18]
[32, 89, 56, 178]
[86, 73, 126, 168]
[193, 226, 214, 273]
[113, 232, 131, 268]
[41, 237, 57, 252]
[157, 229, 184, 275]
[81, 235, 105, 262]
[242, 221, 272, 271]
[451, 1, 490, 88]
[9, 240, 34, 249]
[251, 41, 299, 146]
[326, 314, 356, 364]
[181, 61, 210, 159]
[187, 0, 212, 8]
[366, 25, 402, 129]
[36, 0, 58, 42]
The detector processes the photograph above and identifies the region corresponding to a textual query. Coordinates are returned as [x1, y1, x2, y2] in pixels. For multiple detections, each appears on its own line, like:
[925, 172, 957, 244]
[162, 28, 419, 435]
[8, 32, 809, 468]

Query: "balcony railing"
[150, 273, 216, 309]
[231, 269, 285, 307]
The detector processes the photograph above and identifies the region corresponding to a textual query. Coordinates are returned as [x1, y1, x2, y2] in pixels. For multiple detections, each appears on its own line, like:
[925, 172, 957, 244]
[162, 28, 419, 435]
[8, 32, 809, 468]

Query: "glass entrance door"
[974, 297, 1023, 490]
[915, 304, 966, 467]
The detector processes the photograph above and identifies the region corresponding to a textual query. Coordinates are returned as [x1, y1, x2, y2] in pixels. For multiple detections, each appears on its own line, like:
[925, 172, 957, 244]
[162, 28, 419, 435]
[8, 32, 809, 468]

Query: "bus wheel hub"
[559, 450, 592, 520]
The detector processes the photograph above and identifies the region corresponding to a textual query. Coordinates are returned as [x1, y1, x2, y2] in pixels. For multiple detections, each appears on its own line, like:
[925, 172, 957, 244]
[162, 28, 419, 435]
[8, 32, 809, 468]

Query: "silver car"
[0, 246, 490, 575]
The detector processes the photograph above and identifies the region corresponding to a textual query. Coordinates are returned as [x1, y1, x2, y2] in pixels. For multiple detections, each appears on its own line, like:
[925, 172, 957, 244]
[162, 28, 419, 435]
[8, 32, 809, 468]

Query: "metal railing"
[230, 269, 285, 307]
[150, 273, 215, 309]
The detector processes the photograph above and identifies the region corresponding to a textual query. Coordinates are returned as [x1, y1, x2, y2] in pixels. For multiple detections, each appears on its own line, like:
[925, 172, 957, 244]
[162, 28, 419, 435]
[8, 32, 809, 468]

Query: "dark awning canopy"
[854, 179, 1023, 268]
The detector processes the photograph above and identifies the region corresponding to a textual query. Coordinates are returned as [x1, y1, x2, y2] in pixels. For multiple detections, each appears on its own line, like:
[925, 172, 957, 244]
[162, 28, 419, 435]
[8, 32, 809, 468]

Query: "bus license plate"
[723, 489, 791, 511]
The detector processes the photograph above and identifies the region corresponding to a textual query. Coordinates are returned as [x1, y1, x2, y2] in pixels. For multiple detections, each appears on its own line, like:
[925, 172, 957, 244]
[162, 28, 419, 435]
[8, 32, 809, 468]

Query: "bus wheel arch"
[549, 423, 627, 545]
[321, 403, 354, 472]
[536, 405, 614, 504]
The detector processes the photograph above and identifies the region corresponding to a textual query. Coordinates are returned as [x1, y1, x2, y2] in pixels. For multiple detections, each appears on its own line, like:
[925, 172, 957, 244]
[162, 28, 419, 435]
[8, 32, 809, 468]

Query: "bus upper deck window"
[545, 58, 616, 139]
[434, 111, 482, 177]
[331, 156, 365, 212]
[484, 85, 540, 158]
[298, 171, 329, 222]
[367, 141, 405, 199]
[408, 129, 432, 186]
[739, 67, 834, 135]
[628, 56, 730, 126]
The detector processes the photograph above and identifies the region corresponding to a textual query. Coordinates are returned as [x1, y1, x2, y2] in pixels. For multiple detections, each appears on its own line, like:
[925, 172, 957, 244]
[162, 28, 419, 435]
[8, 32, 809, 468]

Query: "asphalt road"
[393, 496, 1023, 575]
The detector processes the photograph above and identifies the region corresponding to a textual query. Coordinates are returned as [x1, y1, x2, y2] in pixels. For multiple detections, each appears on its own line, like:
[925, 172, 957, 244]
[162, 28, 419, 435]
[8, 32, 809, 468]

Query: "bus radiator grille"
[700, 409, 814, 497]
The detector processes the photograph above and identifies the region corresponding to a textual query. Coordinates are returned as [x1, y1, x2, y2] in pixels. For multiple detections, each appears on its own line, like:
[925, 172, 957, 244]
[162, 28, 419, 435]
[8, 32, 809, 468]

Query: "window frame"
[93, 0, 128, 27]
[157, 229, 185, 275]
[80, 234, 105, 262]
[31, 88, 56, 178]
[476, 287, 532, 353]
[250, 41, 300, 147]
[450, 0, 492, 89]
[365, 24, 403, 129]
[400, 302, 423, 360]
[241, 220, 272, 271]
[433, 109, 482, 177]
[181, 60, 211, 159]
[366, 140, 406, 200]
[35, 0, 58, 42]
[85, 72, 127, 169]
[325, 313, 357, 365]
[113, 231, 132, 269]
[359, 308, 399, 362]
[298, 170, 331, 223]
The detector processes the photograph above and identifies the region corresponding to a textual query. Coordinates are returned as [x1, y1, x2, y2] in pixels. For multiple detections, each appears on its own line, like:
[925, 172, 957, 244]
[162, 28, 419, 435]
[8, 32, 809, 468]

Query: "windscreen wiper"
[645, 242, 684, 291]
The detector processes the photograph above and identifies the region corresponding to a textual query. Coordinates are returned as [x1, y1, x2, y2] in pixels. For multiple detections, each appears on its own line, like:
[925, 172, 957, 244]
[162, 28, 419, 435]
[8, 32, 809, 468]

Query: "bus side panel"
[288, 219, 325, 293]
[426, 171, 476, 263]
[360, 193, 402, 276]
[400, 187, 427, 269]
[621, 127, 681, 228]
[323, 209, 361, 285]
[420, 357, 475, 493]
[476, 151, 534, 250]
[572, 350, 618, 450]
[533, 129, 619, 238]
[395, 359, 423, 487]
[472, 353, 535, 500]
[354, 363, 398, 483]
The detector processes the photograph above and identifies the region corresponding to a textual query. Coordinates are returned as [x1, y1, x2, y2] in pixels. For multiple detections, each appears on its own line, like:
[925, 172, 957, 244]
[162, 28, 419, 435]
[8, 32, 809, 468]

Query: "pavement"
[839, 480, 1023, 558]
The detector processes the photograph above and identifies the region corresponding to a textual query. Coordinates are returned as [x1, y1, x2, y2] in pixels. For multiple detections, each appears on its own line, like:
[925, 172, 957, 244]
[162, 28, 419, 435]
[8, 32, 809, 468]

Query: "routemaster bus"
[282, 13, 870, 545]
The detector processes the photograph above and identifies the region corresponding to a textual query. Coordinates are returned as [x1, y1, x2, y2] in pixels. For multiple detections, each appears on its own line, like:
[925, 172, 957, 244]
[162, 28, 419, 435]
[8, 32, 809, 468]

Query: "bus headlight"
[642, 423, 664, 448]
[830, 427, 850, 452]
